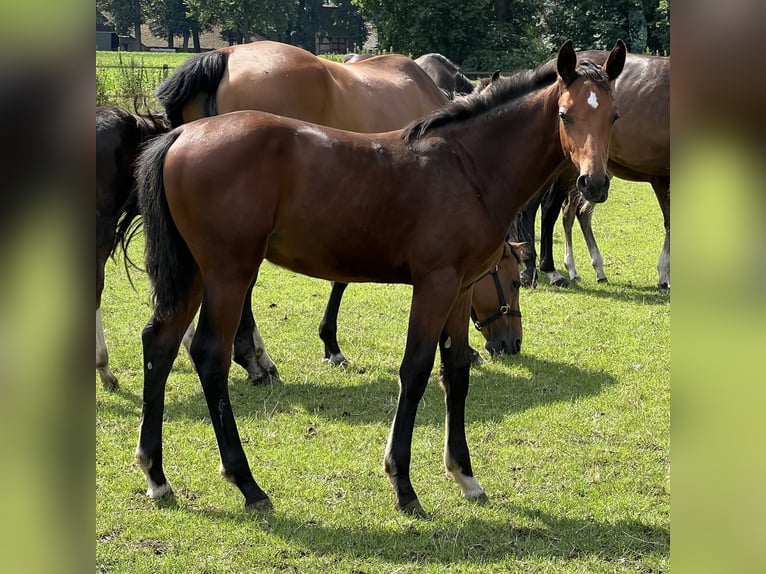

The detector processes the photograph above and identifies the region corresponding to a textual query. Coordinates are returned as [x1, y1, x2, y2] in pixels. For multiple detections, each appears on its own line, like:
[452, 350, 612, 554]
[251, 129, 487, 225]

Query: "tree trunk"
[182, 30, 190, 51]
[192, 28, 201, 52]
[133, 0, 142, 51]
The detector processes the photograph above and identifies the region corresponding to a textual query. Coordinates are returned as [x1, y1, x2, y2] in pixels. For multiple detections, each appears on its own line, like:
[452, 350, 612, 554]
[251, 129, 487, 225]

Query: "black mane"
[403, 59, 611, 142]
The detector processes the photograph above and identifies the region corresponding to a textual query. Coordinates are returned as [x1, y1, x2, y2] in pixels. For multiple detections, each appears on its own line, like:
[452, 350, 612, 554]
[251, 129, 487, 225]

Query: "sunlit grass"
[97, 178, 669, 572]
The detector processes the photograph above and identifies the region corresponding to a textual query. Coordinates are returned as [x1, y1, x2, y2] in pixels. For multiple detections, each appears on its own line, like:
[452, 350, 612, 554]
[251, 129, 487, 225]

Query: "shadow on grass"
[126, 352, 618, 427]
[525, 277, 670, 306]
[175, 502, 668, 566]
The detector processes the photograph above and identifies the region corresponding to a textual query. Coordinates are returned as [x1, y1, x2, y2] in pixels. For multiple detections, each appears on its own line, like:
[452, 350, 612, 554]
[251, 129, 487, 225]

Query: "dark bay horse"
[414, 53, 475, 98]
[96, 106, 170, 390]
[509, 51, 670, 290]
[157, 41, 457, 380]
[134, 40, 626, 515]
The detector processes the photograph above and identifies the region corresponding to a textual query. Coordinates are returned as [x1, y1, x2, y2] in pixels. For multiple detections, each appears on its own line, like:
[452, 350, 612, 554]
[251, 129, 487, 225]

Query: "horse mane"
[403, 59, 611, 142]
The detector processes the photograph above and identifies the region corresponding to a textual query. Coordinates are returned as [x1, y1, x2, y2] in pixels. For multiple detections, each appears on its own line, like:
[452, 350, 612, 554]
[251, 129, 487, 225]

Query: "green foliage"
[97, 179, 669, 572]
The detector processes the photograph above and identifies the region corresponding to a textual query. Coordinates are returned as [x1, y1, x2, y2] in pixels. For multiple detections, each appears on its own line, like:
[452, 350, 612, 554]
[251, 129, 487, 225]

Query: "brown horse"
[134, 40, 625, 516]
[509, 51, 670, 290]
[96, 106, 169, 390]
[157, 41, 522, 377]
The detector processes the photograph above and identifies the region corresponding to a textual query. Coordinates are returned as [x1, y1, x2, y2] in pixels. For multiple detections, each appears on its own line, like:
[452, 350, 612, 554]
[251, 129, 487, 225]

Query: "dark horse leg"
[96, 215, 118, 391]
[318, 281, 350, 366]
[232, 279, 280, 384]
[651, 176, 670, 292]
[384, 270, 465, 516]
[562, 190, 607, 283]
[539, 175, 571, 287]
[190, 276, 272, 508]
[135, 277, 204, 501]
[439, 290, 487, 503]
[508, 190, 541, 287]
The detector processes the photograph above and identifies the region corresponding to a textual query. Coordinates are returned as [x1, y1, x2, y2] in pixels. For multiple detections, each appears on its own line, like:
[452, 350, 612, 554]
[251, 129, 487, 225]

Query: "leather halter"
[471, 265, 522, 331]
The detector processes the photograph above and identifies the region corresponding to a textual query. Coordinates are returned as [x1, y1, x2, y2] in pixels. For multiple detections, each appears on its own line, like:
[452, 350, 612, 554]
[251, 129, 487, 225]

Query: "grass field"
[96, 177, 669, 573]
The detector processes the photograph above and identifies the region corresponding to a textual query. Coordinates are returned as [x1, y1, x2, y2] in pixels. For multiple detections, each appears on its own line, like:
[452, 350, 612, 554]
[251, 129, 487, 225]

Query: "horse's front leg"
[233, 280, 279, 385]
[439, 290, 487, 503]
[318, 281, 349, 366]
[135, 280, 202, 500]
[193, 275, 271, 508]
[540, 175, 570, 287]
[384, 271, 460, 517]
[575, 199, 607, 283]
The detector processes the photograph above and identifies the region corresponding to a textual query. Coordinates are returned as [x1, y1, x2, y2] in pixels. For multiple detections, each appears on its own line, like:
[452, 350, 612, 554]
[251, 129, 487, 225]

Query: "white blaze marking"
[587, 90, 599, 109]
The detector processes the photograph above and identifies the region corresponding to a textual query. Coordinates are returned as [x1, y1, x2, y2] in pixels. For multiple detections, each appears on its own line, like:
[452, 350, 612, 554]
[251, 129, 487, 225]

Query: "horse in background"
[414, 53, 476, 98]
[132, 40, 625, 515]
[508, 50, 670, 290]
[96, 105, 170, 390]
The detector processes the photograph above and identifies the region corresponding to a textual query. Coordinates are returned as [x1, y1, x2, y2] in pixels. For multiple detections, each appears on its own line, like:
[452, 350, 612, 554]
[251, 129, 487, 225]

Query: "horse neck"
[451, 84, 566, 231]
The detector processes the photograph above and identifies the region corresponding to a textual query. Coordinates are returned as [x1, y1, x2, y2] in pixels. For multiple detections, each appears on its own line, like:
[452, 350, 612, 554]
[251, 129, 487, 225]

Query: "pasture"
[96, 178, 669, 572]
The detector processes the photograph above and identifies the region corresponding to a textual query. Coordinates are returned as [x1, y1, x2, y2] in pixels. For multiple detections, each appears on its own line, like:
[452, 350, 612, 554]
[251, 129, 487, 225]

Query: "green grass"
[97, 178, 669, 573]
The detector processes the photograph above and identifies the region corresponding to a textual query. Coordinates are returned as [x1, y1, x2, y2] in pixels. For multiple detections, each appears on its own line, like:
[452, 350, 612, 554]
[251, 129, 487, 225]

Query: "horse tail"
[133, 129, 197, 321]
[156, 50, 227, 128]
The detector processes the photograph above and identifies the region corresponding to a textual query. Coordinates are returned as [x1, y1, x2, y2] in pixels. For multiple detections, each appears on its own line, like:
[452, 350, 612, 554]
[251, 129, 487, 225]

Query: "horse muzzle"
[484, 336, 522, 356]
[576, 173, 610, 203]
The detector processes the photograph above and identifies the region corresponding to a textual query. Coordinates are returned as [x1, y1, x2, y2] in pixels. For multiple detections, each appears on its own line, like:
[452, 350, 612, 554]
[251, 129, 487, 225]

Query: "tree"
[541, 0, 669, 54]
[98, 0, 144, 49]
[198, 0, 298, 44]
[352, 0, 490, 62]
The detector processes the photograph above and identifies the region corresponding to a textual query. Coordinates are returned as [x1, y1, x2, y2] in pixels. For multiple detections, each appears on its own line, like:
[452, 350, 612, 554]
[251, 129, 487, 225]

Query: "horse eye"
[558, 111, 570, 126]
[611, 113, 620, 125]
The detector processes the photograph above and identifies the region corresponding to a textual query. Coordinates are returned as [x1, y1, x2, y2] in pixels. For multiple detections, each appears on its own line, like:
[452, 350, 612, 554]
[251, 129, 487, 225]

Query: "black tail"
[132, 129, 198, 321]
[156, 50, 227, 127]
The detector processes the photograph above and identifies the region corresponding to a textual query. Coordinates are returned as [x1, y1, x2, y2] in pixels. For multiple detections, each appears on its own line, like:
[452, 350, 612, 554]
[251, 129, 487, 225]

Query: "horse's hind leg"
[135, 279, 202, 501]
[96, 308, 118, 391]
[96, 216, 118, 390]
[193, 276, 271, 509]
[233, 280, 280, 385]
[318, 281, 349, 366]
[652, 176, 670, 292]
[439, 290, 486, 504]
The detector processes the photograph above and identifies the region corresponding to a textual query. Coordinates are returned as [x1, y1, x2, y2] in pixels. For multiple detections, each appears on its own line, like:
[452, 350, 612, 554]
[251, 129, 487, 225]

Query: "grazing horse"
[509, 51, 670, 290]
[96, 106, 170, 390]
[133, 40, 625, 515]
[320, 241, 526, 366]
[414, 53, 476, 98]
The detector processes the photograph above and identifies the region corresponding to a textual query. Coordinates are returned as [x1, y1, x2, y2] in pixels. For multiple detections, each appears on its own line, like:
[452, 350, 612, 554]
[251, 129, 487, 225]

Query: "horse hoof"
[101, 376, 118, 392]
[657, 283, 669, 294]
[398, 498, 428, 518]
[245, 496, 274, 512]
[550, 277, 569, 288]
[323, 353, 349, 367]
[467, 492, 490, 505]
[597, 277, 608, 284]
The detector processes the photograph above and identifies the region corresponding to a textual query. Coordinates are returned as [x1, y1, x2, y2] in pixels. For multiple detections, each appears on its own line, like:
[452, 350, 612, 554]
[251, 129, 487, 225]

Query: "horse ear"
[556, 40, 577, 84]
[506, 241, 526, 262]
[491, 70, 501, 82]
[604, 39, 627, 81]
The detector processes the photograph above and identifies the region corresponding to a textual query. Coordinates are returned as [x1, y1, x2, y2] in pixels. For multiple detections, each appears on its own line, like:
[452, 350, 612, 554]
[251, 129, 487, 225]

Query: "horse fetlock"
[135, 450, 172, 499]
